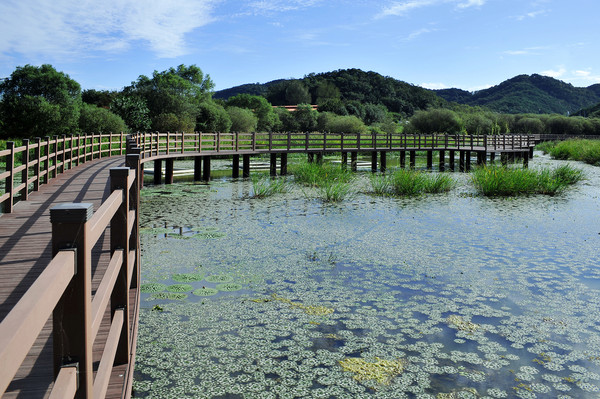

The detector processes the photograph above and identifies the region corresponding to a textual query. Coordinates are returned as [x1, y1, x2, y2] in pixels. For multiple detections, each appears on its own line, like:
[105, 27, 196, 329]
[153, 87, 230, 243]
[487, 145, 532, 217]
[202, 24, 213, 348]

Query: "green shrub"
[79, 103, 127, 133]
[227, 106, 257, 133]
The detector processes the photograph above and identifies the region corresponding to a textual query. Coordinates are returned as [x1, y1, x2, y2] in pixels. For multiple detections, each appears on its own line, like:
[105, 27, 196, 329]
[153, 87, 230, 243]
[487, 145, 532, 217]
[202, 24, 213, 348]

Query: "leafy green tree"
[345, 100, 365, 120]
[462, 113, 494, 135]
[152, 113, 195, 132]
[226, 94, 278, 131]
[125, 64, 214, 131]
[82, 89, 117, 108]
[196, 101, 231, 132]
[273, 107, 299, 131]
[0, 64, 81, 139]
[317, 112, 366, 134]
[408, 108, 463, 134]
[513, 116, 544, 135]
[79, 103, 127, 133]
[110, 95, 151, 131]
[285, 80, 311, 105]
[293, 104, 318, 132]
[315, 81, 340, 104]
[317, 99, 348, 116]
[227, 106, 257, 132]
[362, 103, 388, 125]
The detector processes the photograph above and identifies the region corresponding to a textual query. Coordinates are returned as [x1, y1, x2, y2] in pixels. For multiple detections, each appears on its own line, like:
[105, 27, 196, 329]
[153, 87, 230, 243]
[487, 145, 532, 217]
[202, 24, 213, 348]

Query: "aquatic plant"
[205, 275, 233, 283]
[545, 139, 600, 166]
[150, 292, 188, 300]
[216, 283, 243, 291]
[370, 170, 455, 196]
[251, 175, 287, 198]
[171, 273, 204, 282]
[339, 357, 405, 385]
[317, 179, 353, 202]
[290, 160, 353, 187]
[192, 287, 219, 296]
[270, 294, 334, 316]
[140, 283, 167, 293]
[447, 315, 479, 333]
[166, 284, 193, 292]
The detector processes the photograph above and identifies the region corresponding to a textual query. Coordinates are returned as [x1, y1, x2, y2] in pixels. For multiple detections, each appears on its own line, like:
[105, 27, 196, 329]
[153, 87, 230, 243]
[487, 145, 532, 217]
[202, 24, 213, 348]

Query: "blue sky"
[1, 0, 598, 92]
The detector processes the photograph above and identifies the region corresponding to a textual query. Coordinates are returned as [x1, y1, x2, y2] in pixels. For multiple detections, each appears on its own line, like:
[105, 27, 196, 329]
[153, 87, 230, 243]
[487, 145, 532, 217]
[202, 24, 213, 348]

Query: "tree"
[293, 104, 318, 132]
[82, 89, 117, 108]
[285, 80, 311, 105]
[362, 103, 388, 125]
[125, 64, 214, 131]
[315, 81, 340, 104]
[273, 107, 298, 131]
[0, 64, 81, 138]
[152, 113, 195, 132]
[110, 95, 151, 132]
[317, 112, 367, 134]
[79, 103, 127, 133]
[226, 94, 278, 131]
[408, 108, 463, 134]
[227, 106, 257, 132]
[317, 99, 348, 116]
[196, 101, 231, 132]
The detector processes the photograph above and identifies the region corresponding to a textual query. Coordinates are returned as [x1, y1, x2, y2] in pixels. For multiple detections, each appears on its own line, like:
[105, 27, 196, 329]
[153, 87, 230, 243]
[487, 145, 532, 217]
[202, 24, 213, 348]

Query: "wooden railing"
[0, 155, 141, 399]
[131, 132, 536, 160]
[0, 133, 127, 213]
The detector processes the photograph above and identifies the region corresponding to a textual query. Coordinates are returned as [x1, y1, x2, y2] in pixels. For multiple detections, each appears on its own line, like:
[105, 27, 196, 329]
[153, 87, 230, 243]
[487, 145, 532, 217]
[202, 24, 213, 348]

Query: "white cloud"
[503, 46, 547, 56]
[248, 0, 323, 13]
[404, 28, 437, 41]
[514, 9, 548, 21]
[541, 67, 567, 78]
[420, 82, 449, 89]
[0, 0, 218, 59]
[379, 0, 486, 17]
[574, 70, 591, 77]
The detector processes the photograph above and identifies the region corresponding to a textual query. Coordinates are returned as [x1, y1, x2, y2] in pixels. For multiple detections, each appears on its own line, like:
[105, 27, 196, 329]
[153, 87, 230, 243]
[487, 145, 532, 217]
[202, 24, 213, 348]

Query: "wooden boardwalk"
[0, 157, 136, 398]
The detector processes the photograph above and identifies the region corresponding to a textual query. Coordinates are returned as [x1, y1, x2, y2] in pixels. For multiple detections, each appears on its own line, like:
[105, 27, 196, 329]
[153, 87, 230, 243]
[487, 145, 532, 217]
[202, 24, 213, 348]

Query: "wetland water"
[133, 154, 600, 398]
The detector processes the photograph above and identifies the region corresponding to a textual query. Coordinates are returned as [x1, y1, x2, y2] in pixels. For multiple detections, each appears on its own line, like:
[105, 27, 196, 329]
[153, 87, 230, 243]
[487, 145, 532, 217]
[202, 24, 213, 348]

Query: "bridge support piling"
[165, 159, 174, 184]
[194, 157, 202, 181]
[529, 147, 534, 158]
[449, 150, 455, 171]
[371, 152, 377, 173]
[466, 151, 472, 172]
[232, 155, 240, 178]
[280, 153, 288, 176]
[351, 152, 358, 172]
[243, 154, 250, 178]
[523, 151, 529, 168]
[399, 150, 406, 169]
[316, 153, 324, 164]
[270, 153, 277, 177]
[501, 153, 508, 166]
[439, 150, 445, 172]
[202, 156, 211, 181]
[490, 152, 496, 164]
[341, 152, 348, 170]
[380, 151, 387, 173]
[477, 152, 486, 167]
[459, 151, 465, 172]
[426, 151, 433, 170]
[153, 160, 162, 185]
[409, 151, 416, 169]
[308, 153, 314, 163]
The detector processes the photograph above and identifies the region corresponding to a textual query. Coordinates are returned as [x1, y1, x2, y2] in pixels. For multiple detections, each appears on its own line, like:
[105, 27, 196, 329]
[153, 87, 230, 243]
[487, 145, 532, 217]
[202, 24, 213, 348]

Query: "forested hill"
[214, 69, 445, 117]
[435, 74, 600, 115]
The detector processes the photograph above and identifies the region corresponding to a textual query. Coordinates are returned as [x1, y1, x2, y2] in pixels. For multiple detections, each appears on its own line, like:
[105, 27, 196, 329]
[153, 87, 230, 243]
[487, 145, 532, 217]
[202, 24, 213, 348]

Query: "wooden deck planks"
[0, 157, 134, 399]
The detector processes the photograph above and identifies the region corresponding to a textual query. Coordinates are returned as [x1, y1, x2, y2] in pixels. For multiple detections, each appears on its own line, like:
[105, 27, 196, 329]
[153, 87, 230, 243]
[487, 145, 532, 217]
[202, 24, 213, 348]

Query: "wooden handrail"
[49, 365, 78, 399]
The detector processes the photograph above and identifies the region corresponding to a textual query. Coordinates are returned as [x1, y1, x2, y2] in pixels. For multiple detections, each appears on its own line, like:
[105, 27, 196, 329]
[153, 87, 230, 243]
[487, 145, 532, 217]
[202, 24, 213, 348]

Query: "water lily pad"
[166, 284, 193, 292]
[150, 292, 188, 300]
[193, 287, 219, 296]
[216, 283, 243, 291]
[140, 283, 167, 293]
[205, 275, 233, 283]
[172, 273, 204, 282]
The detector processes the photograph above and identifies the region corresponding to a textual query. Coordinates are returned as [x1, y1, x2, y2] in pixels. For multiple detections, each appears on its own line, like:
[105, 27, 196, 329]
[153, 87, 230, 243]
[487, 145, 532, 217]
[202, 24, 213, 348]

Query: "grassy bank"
[537, 139, 600, 166]
[471, 164, 585, 196]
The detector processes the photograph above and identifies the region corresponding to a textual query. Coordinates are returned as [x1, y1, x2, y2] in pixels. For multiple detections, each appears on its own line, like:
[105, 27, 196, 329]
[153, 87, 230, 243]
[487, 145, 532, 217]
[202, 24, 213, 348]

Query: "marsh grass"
[290, 161, 353, 187]
[317, 179, 353, 202]
[471, 164, 585, 196]
[370, 169, 455, 196]
[251, 175, 287, 198]
[540, 139, 600, 166]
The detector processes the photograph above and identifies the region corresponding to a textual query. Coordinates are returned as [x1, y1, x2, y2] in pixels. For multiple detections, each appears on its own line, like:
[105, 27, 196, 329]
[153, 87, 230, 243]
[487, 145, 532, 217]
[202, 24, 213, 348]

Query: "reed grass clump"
[370, 169, 455, 196]
[540, 139, 600, 166]
[471, 164, 584, 196]
[290, 161, 353, 187]
[251, 175, 287, 198]
[317, 179, 354, 202]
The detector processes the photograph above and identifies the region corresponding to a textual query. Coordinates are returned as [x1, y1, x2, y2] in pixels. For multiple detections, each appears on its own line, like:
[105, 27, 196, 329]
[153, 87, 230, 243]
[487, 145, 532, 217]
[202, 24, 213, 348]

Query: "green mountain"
[573, 102, 600, 118]
[436, 74, 600, 115]
[214, 68, 445, 117]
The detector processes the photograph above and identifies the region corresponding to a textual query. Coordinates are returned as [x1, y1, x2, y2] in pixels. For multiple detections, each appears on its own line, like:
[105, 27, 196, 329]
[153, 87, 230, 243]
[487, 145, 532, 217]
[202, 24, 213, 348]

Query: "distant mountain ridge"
[214, 70, 600, 116]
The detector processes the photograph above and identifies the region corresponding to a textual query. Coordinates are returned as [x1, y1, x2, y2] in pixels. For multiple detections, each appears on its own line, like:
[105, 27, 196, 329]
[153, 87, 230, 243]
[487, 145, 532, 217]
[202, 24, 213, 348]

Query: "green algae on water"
[216, 283, 243, 291]
[140, 283, 167, 293]
[171, 273, 204, 282]
[193, 287, 219, 296]
[205, 275, 234, 283]
[166, 284, 193, 292]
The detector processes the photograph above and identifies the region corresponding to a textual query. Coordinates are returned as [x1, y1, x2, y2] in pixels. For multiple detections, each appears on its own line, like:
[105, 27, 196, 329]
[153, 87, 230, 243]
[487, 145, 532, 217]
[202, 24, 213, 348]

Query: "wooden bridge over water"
[0, 131, 535, 398]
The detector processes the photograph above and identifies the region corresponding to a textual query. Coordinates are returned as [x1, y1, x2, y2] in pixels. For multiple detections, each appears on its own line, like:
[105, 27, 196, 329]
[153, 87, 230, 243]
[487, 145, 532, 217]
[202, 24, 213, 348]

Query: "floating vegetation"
[171, 272, 204, 282]
[215, 283, 243, 291]
[139, 227, 172, 235]
[166, 284, 193, 292]
[436, 387, 478, 398]
[150, 292, 187, 300]
[191, 231, 226, 239]
[251, 175, 287, 198]
[205, 274, 233, 283]
[271, 294, 334, 316]
[339, 357, 405, 385]
[447, 315, 480, 333]
[140, 283, 167, 293]
[192, 287, 219, 296]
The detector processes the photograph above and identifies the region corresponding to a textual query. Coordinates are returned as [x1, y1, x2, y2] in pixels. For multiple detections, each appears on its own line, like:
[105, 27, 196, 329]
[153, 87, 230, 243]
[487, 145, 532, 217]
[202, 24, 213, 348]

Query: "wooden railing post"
[50, 203, 94, 399]
[126, 154, 141, 283]
[109, 168, 132, 364]
[34, 137, 41, 191]
[22, 139, 30, 202]
[252, 132, 256, 151]
[4, 142, 15, 213]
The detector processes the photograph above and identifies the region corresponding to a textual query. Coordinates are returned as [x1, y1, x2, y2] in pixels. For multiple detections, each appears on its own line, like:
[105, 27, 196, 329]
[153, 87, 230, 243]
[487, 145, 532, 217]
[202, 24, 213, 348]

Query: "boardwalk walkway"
[0, 157, 132, 398]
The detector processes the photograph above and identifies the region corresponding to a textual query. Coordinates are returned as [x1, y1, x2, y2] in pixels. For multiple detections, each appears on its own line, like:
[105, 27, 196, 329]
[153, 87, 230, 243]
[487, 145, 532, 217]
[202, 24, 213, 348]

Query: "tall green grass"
[538, 139, 600, 166]
[251, 175, 287, 198]
[370, 169, 455, 196]
[289, 161, 353, 187]
[471, 165, 585, 196]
